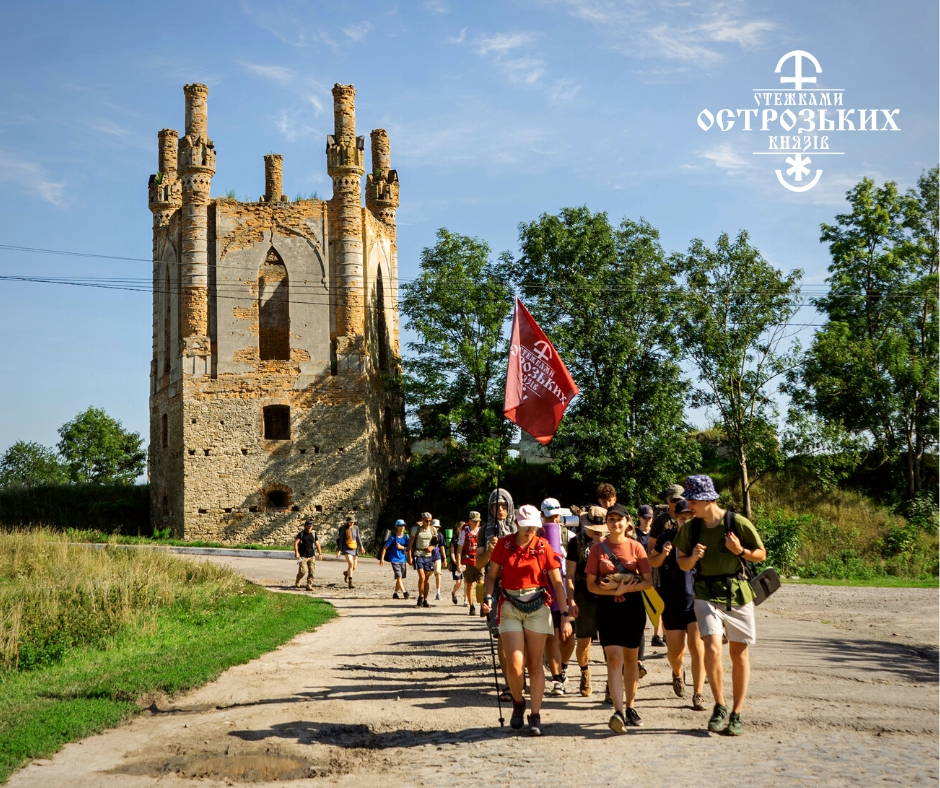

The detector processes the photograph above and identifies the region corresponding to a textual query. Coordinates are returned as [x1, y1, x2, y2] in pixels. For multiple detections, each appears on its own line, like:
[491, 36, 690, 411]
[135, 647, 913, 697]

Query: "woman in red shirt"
[482, 504, 571, 736]
[586, 503, 653, 733]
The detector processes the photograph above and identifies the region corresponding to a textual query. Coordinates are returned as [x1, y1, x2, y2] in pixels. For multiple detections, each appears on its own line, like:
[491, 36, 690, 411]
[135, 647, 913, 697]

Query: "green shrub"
[0, 484, 149, 535]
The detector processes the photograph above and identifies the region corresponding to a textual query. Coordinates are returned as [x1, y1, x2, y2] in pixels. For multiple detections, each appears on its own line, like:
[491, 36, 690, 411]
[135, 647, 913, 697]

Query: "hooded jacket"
[483, 488, 516, 544]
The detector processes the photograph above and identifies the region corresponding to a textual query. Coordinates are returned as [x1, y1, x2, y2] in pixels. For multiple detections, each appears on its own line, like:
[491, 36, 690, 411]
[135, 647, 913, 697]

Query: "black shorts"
[596, 593, 646, 649]
[573, 589, 598, 640]
[551, 609, 561, 631]
[662, 605, 697, 632]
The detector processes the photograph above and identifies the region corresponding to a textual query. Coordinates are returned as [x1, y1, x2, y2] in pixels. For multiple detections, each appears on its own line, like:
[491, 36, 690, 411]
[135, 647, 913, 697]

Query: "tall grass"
[0, 531, 244, 671]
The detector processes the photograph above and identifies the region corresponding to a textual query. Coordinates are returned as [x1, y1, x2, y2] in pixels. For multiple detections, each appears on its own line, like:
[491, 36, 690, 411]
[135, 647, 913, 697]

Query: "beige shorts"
[498, 598, 554, 636]
[694, 599, 756, 644]
[433, 558, 442, 575]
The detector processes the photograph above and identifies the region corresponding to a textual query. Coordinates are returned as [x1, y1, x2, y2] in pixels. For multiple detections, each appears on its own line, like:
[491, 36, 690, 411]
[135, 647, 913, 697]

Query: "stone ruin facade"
[147, 82, 406, 546]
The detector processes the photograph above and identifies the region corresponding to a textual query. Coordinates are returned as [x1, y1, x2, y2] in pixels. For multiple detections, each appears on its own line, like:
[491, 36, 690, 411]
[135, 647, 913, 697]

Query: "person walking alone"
[336, 515, 362, 589]
[379, 519, 411, 599]
[454, 511, 483, 614]
[409, 512, 437, 608]
[294, 519, 322, 590]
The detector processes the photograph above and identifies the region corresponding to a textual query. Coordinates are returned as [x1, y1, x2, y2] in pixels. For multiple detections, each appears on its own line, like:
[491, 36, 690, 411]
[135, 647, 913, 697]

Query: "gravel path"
[8, 555, 938, 788]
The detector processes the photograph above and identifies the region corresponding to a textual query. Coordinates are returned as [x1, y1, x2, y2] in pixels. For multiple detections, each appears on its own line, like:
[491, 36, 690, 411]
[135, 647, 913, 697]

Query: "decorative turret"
[178, 83, 215, 374]
[264, 154, 284, 202]
[327, 84, 366, 344]
[148, 129, 181, 220]
[365, 129, 399, 228]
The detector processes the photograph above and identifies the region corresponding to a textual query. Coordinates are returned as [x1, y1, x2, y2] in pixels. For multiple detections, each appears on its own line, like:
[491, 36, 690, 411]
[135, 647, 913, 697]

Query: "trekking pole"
[487, 626, 505, 726]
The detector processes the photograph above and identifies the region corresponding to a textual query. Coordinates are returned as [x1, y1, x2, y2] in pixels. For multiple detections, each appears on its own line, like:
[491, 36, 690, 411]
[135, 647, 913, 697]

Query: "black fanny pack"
[502, 588, 546, 614]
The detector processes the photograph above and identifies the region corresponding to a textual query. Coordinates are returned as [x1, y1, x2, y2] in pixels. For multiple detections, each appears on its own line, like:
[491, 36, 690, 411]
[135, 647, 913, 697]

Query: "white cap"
[540, 497, 562, 516]
[515, 504, 543, 530]
[431, 519, 440, 529]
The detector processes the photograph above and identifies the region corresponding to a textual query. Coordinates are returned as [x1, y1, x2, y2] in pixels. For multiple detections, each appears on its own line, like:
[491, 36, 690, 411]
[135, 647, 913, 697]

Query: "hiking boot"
[651, 635, 666, 647]
[393, 592, 400, 600]
[347, 579, 354, 589]
[637, 662, 647, 680]
[403, 591, 410, 599]
[416, 596, 423, 607]
[608, 710, 627, 734]
[469, 604, 476, 616]
[452, 592, 458, 604]
[549, 680, 565, 697]
[692, 692, 707, 711]
[604, 682, 612, 705]
[422, 598, 431, 608]
[625, 707, 643, 727]
[672, 674, 685, 698]
[435, 590, 442, 601]
[725, 712, 744, 736]
[343, 570, 348, 581]
[708, 704, 729, 733]
[510, 699, 526, 730]
[528, 713, 542, 736]
[579, 667, 592, 697]
[305, 585, 313, 592]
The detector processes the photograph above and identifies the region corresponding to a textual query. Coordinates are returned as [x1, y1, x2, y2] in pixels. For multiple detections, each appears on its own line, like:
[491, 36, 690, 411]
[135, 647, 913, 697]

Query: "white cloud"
[342, 21, 372, 42]
[701, 141, 751, 172]
[423, 0, 449, 12]
[556, 0, 775, 68]
[241, 62, 295, 84]
[306, 94, 324, 115]
[448, 27, 467, 44]
[87, 119, 132, 138]
[0, 148, 66, 207]
[475, 32, 538, 57]
[548, 78, 580, 103]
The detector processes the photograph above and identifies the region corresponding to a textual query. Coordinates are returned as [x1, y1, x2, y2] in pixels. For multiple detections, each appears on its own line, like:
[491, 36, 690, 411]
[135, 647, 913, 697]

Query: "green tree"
[788, 171, 939, 497]
[57, 407, 146, 484]
[0, 441, 68, 487]
[675, 231, 803, 519]
[507, 207, 700, 503]
[400, 229, 513, 452]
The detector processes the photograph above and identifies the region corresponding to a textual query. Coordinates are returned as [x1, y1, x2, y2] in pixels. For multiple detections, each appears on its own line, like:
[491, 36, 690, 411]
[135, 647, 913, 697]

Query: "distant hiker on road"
[409, 512, 438, 608]
[650, 484, 686, 539]
[336, 515, 362, 589]
[379, 519, 411, 600]
[430, 518, 446, 601]
[481, 504, 571, 736]
[294, 519, 322, 591]
[675, 474, 766, 736]
[638, 503, 666, 647]
[454, 511, 482, 614]
[539, 497, 577, 696]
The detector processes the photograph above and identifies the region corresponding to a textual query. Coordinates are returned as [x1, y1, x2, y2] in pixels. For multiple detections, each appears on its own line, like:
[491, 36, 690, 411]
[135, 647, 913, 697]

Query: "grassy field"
[0, 531, 335, 784]
[65, 527, 295, 551]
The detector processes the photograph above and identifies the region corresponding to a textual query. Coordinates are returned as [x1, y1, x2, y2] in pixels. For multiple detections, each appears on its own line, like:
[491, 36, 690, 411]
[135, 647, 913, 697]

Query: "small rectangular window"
[263, 406, 291, 440]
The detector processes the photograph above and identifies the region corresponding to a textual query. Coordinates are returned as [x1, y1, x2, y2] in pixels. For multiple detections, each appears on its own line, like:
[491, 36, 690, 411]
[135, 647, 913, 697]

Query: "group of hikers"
[294, 473, 766, 738]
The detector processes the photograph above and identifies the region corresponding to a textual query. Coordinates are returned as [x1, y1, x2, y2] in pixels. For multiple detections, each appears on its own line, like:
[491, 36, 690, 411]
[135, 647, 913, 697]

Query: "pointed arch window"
[163, 266, 171, 375]
[259, 248, 290, 361]
[376, 270, 389, 372]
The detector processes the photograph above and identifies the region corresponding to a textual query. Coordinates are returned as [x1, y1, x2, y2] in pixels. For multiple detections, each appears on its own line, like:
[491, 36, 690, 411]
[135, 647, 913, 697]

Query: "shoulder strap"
[599, 541, 628, 575]
[723, 509, 737, 535]
[691, 518, 701, 547]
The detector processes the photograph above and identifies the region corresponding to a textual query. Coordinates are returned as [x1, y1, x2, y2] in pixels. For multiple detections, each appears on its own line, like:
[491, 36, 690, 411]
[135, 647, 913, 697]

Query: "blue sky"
[0, 0, 936, 459]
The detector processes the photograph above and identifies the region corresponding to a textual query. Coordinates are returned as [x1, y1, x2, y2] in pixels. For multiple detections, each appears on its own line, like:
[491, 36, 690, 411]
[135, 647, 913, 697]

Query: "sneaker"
[560, 666, 568, 686]
[708, 704, 729, 733]
[672, 674, 685, 698]
[624, 707, 643, 727]
[579, 667, 592, 697]
[452, 593, 458, 604]
[549, 680, 565, 697]
[510, 700, 526, 730]
[393, 592, 400, 600]
[637, 662, 647, 680]
[528, 713, 542, 736]
[608, 710, 627, 734]
[651, 635, 666, 647]
[692, 692, 708, 711]
[469, 604, 476, 616]
[422, 598, 431, 608]
[725, 712, 744, 736]
[463, 600, 469, 607]
[604, 682, 612, 705]
[435, 590, 442, 601]
[403, 591, 410, 599]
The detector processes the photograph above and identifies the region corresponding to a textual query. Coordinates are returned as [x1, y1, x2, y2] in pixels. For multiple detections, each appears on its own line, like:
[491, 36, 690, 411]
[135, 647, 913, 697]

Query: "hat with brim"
[638, 504, 654, 518]
[579, 505, 609, 533]
[420, 511, 432, 520]
[394, 519, 406, 527]
[683, 475, 719, 501]
[606, 503, 632, 519]
[540, 497, 563, 516]
[661, 484, 686, 503]
[468, 511, 481, 521]
[674, 499, 692, 515]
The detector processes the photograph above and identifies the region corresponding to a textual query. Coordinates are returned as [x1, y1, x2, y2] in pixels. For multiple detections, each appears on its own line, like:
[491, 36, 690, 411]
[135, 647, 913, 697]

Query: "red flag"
[504, 297, 579, 445]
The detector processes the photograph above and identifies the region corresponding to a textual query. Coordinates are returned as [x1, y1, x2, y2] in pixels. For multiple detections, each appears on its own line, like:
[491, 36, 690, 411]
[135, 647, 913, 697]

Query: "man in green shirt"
[675, 474, 766, 737]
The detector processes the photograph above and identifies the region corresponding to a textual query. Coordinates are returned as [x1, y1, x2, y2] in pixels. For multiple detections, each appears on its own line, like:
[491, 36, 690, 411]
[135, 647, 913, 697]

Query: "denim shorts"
[414, 556, 435, 572]
[391, 562, 407, 579]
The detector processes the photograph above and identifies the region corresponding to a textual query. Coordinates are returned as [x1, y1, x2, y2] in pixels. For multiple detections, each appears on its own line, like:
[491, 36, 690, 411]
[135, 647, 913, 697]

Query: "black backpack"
[690, 510, 780, 611]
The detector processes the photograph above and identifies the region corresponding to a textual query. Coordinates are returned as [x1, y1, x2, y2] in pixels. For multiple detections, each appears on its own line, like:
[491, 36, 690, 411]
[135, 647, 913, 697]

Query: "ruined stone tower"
[148, 83, 405, 545]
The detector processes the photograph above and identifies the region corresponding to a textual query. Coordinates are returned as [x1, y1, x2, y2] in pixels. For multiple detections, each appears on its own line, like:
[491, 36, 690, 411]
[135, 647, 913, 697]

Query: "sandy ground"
[8, 554, 938, 788]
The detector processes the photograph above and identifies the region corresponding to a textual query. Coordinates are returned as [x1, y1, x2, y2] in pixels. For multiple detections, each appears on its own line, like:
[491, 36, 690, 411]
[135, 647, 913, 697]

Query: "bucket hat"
[683, 475, 719, 501]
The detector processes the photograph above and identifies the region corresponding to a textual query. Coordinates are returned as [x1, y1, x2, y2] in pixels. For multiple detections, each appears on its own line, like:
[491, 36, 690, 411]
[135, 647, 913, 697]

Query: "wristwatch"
[561, 611, 570, 617]
[737, 549, 747, 558]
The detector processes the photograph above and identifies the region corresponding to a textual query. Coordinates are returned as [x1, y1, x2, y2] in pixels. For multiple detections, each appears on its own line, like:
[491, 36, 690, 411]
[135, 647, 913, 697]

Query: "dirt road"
[8, 554, 938, 788]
